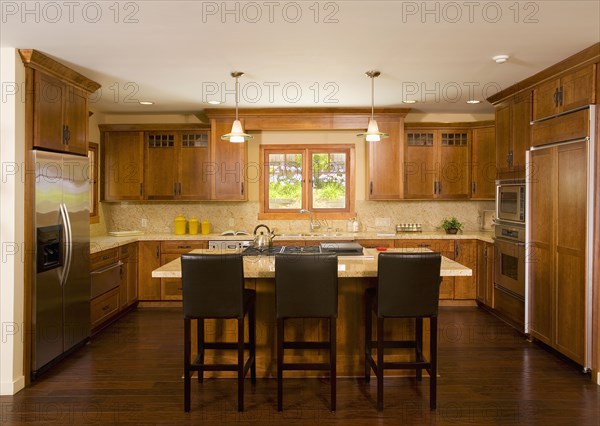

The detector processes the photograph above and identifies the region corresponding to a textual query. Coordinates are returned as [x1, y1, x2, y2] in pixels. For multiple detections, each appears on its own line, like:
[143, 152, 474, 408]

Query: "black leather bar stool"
[275, 253, 338, 411]
[181, 253, 256, 412]
[365, 252, 442, 411]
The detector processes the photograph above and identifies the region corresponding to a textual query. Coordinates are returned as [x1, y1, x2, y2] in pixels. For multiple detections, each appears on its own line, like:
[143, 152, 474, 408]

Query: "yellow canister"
[201, 220, 210, 235]
[174, 214, 187, 235]
[189, 217, 199, 235]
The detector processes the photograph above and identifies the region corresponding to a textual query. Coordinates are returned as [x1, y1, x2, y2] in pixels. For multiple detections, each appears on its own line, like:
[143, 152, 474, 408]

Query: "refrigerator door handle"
[60, 203, 73, 286]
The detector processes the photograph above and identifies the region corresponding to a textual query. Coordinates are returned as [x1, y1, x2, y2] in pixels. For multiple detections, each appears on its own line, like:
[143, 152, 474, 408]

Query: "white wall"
[0, 48, 26, 395]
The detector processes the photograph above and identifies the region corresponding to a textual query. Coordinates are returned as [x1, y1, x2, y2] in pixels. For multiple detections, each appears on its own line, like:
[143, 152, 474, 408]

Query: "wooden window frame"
[259, 144, 355, 220]
[88, 141, 99, 224]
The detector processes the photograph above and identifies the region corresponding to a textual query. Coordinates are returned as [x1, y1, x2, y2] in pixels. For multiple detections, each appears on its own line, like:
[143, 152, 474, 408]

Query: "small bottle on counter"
[352, 217, 359, 232]
[174, 214, 187, 235]
[189, 217, 199, 235]
[201, 220, 210, 235]
[346, 218, 354, 232]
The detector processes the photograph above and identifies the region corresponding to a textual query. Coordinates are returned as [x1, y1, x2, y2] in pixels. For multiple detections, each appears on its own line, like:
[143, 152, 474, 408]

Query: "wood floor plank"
[1, 307, 598, 425]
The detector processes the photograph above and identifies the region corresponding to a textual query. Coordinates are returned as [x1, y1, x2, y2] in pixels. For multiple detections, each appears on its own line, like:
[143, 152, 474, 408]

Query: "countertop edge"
[91, 232, 495, 254]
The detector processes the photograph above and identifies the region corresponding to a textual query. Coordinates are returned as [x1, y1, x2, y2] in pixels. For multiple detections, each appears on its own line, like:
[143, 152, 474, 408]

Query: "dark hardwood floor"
[2, 307, 598, 425]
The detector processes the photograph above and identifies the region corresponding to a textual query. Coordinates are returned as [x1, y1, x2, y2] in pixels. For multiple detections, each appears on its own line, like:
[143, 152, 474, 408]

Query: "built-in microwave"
[496, 180, 526, 224]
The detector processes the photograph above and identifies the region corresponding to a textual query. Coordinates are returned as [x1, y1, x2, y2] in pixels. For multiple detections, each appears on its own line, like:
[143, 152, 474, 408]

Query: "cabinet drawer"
[161, 279, 183, 300]
[91, 287, 120, 328]
[90, 248, 119, 270]
[119, 243, 137, 259]
[161, 240, 207, 254]
[356, 239, 394, 248]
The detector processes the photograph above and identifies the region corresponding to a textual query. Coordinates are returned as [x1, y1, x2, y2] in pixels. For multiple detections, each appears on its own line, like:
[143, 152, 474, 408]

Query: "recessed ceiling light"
[466, 100, 481, 104]
[139, 101, 154, 105]
[402, 99, 417, 104]
[492, 55, 509, 64]
[207, 100, 222, 105]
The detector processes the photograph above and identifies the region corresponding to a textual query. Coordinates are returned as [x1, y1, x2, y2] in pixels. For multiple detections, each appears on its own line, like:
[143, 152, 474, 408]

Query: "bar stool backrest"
[181, 253, 245, 318]
[377, 252, 442, 318]
[275, 253, 338, 318]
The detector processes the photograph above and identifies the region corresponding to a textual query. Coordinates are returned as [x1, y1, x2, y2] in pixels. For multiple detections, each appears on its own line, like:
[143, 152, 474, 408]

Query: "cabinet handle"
[553, 88, 559, 107]
[558, 86, 564, 107]
[455, 244, 459, 258]
[178, 182, 182, 196]
[508, 150, 513, 167]
[241, 182, 244, 195]
[140, 183, 143, 196]
[370, 182, 373, 195]
[438, 181, 442, 194]
[102, 304, 110, 312]
[156, 246, 160, 259]
[62, 125, 69, 145]
[101, 255, 110, 260]
[433, 181, 437, 194]
[417, 243, 431, 248]
[177, 245, 192, 249]
[472, 182, 476, 194]
[173, 183, 177, 196]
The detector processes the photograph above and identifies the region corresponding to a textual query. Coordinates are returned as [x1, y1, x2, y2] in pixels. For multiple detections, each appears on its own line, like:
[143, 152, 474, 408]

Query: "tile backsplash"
[97, 200, 495, 235]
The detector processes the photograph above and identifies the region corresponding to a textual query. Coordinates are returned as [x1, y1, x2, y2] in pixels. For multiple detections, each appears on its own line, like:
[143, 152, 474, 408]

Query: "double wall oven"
[494, 180, 526, 326]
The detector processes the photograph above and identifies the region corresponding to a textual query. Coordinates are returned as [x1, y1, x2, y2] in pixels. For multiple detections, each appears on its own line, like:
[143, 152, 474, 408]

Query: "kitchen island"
[152, 248, 471, 377]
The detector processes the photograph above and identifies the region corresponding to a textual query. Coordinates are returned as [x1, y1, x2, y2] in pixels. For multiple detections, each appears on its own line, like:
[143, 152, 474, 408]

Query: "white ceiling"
[2, 1, 599, 115]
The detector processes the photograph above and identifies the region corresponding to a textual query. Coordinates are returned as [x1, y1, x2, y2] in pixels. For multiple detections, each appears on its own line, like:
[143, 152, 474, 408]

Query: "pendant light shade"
[221, 71, 253, 143]
[357, 70, 388, 142]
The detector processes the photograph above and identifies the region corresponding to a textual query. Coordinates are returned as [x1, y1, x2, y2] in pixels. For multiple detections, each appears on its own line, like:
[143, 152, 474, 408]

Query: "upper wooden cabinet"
[366, 118, 404, 200]
[33, 71, 89, 155]
[20, 50, 100, 156]
[144, 131, 211, 200]
[494, 92, 531, 178]
[102, 131, 144, 201]
[532, 65, 596, 121]
[100, 125, 240, 201]
[210, 119, 247, 201]
[470, 126, 496, 199]
[403, 128, 470, 199]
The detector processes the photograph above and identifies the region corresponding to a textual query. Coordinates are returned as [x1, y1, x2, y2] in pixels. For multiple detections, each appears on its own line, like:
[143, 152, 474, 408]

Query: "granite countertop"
[151, 248, 472, 279]
[90, 231, 495, 254]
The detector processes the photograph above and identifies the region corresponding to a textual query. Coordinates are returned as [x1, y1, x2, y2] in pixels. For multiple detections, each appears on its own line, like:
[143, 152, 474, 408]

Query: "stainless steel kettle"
[253, 224, 274, 250]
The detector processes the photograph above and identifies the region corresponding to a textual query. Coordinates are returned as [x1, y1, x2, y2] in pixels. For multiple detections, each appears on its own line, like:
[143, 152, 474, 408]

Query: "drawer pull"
[177, 245, 192, 249]
[417, 243, 431, 248]
[102, 304, 111, 311]
[101, 255, 110, 260]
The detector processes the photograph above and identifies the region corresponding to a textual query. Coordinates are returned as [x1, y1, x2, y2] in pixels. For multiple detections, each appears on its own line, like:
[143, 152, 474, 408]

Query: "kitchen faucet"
[299, 209, 321, 232]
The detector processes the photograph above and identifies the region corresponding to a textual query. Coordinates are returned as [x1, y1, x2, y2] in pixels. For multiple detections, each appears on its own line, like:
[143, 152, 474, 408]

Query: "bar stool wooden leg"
[365, 295, 372, 383]
[237, 317, 244, 412]
[415, 317, 423, 381]
[184, 318, 191, 413]
[376, 317, 384, 411]
[330, 318, 336, 411]
[430, 316, 438, 410]
[197, 318, 204, 383]
[277, 318, 284, 412]
[249, 302, 256, 384]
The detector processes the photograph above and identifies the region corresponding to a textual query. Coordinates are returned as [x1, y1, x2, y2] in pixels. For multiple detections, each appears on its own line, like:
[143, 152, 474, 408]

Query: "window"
[260, 145, 354, 218]
[88, 142, 99, 224]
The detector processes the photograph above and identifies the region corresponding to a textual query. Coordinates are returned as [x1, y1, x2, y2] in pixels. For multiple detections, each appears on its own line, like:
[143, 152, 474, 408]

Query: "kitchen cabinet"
[355, 239, 394, 248]
[33, 71, 88, 155]
[366, 118, 404, 200]
[144, 130, 211, 200]
[119, 243, 138, 308]
[454, 240, 478, 299]
[470, 126, 496, 199]
[394, 239, 455, 299]
[404, 129, 470, 199]
[532, 65, 595, 121]
[159, 241, 208, 301]
[102, 131, 144, 201]
[137, 241, 162, 301]
[210, 119, 247, 200]
[476, 241, 494, 307]
[494, 92, 531, 178]
[90, 247, 122, 332]
[529, 138, 588, 365]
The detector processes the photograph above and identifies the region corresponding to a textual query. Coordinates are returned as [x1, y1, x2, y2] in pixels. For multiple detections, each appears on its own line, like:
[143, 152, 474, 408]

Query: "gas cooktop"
[242, 242, 364, 256]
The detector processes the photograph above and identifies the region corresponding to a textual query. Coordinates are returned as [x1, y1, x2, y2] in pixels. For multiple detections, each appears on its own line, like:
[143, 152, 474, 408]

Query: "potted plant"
[441, 217, 463, 234]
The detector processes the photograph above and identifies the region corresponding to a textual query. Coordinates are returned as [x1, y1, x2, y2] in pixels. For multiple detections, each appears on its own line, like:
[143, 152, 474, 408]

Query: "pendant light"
[221, 71, 253, 143]
[357, 70, 388, 142]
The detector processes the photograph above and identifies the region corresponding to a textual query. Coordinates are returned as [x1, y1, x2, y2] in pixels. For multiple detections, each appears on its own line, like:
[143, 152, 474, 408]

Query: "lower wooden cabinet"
[119, 243, 138, 308]
[138, 241, 161, 300]
[91, 287, 120, 330]
[159, 241, 208, 301]
[454, 240, 478, 299]
[476, 241, 494, 307]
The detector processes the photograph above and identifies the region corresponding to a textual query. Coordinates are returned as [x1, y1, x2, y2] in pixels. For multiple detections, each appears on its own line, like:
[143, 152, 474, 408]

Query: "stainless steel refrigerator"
[32, 150, 90, 379]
